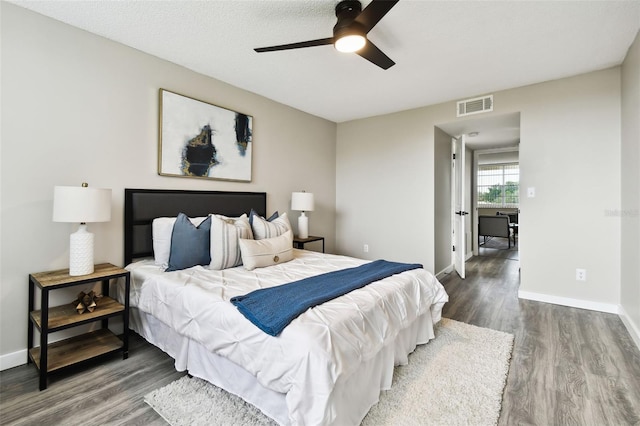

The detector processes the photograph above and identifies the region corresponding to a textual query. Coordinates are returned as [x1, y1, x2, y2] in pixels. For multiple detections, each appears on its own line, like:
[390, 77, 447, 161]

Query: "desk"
[293, 235, 325, 253]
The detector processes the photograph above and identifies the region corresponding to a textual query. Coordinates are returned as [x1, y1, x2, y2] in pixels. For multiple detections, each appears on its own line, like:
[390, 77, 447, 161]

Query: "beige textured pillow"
[251, 212, 292, 240]
[209, 214, 253, 270]
[239, 230, 294, 271]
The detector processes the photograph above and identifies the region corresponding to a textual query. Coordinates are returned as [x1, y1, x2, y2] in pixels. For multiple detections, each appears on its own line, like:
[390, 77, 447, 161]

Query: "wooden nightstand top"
[293, 235, 324, 243]
[293, 235, 325, 253]
[30, 263, 128, 288]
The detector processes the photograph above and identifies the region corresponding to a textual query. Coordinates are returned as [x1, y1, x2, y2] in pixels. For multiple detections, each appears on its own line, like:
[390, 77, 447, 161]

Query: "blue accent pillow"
[165, 213, 212, 272]
[249, 209, 278, 226]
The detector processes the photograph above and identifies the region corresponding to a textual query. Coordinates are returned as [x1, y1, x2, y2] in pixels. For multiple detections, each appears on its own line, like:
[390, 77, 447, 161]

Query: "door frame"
[472, 146, 520, 256]
[451, 135, 467, 279]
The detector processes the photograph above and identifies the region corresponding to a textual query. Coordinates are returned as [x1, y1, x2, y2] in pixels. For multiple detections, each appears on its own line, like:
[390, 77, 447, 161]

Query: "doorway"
[434, 112, 521, 279]
[474, 147, 520, 260]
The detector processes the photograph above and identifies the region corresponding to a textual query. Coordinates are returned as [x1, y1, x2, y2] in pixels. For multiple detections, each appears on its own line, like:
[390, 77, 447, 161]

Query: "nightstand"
[293, 235, 325, 253]
[27, 263, 130, 390]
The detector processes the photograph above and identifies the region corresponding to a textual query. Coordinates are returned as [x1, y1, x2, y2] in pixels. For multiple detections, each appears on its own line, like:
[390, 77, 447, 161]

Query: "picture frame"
[158, 89, 253, 182]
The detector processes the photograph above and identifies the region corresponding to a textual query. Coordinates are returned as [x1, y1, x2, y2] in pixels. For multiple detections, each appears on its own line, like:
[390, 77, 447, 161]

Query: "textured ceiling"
[10, 0, 640, 125]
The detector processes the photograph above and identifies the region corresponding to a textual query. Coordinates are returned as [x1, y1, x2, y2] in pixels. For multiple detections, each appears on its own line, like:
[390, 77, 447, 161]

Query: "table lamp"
[53, 183, 112, 276]
[291, 191, 314, 239]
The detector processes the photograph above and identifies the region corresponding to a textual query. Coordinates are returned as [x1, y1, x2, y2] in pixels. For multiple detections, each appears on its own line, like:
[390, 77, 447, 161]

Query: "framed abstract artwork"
[158, 89, 253, 182]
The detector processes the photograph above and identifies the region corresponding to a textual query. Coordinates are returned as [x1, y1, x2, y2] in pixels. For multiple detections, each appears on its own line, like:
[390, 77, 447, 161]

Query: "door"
[452, 135, 467, 279]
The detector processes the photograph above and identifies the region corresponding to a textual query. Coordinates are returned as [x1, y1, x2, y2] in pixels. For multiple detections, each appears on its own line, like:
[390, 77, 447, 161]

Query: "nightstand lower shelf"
[30, 296, 124, 331]
[28, 329, 124, 373]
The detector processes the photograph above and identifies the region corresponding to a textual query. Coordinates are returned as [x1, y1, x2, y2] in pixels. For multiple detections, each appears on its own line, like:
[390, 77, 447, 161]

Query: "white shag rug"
[145, 318, 514, 426]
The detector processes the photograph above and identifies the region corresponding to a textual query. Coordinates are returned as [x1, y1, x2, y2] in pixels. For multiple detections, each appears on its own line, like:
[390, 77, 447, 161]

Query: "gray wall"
[515, 69, 621, 308]
[0, 4, 337, 366]
[336, 67, 626, 325]
[621, 30, 640, 346]
[336, 107, 440, 267]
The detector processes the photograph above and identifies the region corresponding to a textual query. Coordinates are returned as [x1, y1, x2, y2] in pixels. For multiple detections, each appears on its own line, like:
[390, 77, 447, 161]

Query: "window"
[477, 163, 519, 207]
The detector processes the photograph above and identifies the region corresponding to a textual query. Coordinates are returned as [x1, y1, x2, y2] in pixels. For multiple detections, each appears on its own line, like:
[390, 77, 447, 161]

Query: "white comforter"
[126, 249, 448, 425]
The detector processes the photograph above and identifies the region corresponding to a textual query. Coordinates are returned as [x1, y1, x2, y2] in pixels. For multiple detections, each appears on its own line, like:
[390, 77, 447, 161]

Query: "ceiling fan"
[254, 0, 399, 70]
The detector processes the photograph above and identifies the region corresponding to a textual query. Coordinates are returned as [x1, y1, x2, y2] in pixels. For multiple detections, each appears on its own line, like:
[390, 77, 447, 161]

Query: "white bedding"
[123, 249, 448, 425]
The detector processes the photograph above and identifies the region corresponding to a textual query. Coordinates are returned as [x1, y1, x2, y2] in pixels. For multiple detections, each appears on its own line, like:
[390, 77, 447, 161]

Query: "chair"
[496, 211, 518, 224]
[497, 211, 518, 243]
[478, 215, 512, 248]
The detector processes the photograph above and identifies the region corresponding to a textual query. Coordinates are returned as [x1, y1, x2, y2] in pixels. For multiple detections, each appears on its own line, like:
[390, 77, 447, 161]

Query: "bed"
[120, 188, 448, 425]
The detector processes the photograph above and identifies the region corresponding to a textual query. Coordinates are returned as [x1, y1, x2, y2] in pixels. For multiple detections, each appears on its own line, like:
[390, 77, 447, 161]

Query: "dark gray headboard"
[124, 189, 267, 265]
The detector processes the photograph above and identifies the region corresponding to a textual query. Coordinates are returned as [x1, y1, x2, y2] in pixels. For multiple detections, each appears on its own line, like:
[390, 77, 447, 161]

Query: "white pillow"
[209, 214, 253, 270]
[251, 212, 292, 240]
[239, 231, 294, 271]
[152, 216, 208, 267]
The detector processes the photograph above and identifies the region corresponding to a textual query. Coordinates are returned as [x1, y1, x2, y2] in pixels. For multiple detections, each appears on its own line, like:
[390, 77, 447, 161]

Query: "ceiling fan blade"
[357, 40, 395, 69]
[355, 0, 399, 34]
[254, 37, 334, 53]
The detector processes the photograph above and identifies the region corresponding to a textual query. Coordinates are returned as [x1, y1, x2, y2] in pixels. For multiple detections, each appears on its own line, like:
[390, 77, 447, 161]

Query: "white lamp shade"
[53, 186, 112, 223]
[291, 192, 314, 212]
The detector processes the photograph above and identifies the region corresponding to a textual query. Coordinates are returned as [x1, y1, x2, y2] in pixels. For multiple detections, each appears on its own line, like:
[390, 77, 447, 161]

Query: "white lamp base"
[69, 224, 94, 276]
[298, 212, 309, 239]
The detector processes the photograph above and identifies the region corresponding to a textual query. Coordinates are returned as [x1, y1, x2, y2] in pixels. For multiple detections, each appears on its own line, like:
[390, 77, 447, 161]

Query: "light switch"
[527, 187, 535, 198]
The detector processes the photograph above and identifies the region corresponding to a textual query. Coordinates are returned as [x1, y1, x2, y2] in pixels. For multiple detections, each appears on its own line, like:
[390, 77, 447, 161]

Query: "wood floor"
[0, 334, 184, 425]
[441, 255, 640, 425]
[1, 254, 639, 425]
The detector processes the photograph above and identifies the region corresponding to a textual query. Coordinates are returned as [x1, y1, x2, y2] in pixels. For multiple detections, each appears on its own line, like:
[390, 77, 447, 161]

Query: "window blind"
[477, 163, 519, 207]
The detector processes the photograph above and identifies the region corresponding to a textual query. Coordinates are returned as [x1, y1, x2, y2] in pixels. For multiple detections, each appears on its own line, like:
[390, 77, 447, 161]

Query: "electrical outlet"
[576, 268, 587, 281]
[363, 244, 369, 253]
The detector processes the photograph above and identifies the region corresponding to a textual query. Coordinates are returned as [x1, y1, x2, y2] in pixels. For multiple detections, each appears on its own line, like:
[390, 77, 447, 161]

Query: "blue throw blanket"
[230, 259, 422, 336]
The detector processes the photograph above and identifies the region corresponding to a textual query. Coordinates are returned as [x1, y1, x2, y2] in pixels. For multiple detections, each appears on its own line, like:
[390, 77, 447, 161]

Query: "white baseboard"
[518, 290, 620, 314]
[0, 323, 122, 372]
[0, 349, 27, 371]
[619, 305, 640, 351]
[436, 265, 454, 280]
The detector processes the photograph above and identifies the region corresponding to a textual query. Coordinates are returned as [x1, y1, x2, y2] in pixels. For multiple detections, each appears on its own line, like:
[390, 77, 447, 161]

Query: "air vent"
[456, 95, 493, 117]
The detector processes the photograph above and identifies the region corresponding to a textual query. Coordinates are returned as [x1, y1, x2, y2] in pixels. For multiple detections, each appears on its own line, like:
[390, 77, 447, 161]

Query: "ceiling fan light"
[335, 34, 366, 53]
